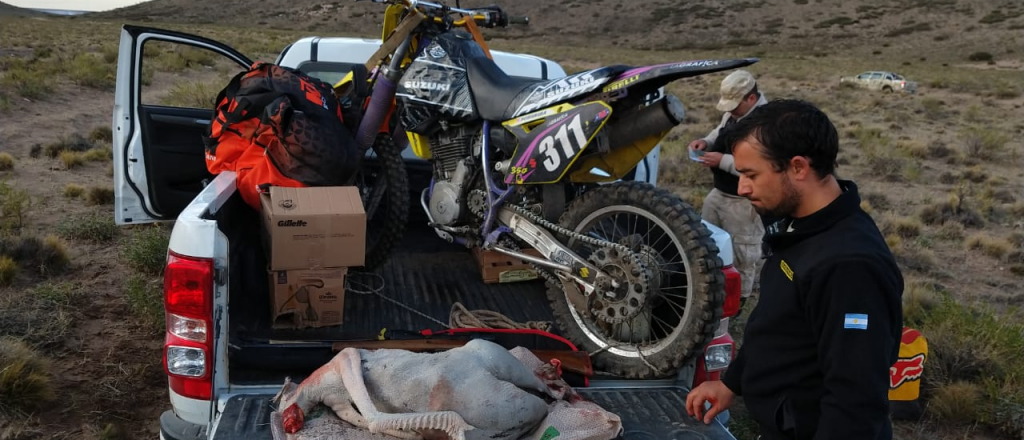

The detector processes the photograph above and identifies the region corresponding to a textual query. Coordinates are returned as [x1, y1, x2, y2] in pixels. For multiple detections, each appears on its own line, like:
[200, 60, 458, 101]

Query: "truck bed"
[220, 192, 557, 383]
[212, 184, 737, 440]
[212, 386, 736, 440]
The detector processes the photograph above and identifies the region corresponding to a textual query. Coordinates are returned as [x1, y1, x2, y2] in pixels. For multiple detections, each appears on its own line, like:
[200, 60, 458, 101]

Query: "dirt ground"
[2, 3, 1024, 439]
[0, 74, 167, 438]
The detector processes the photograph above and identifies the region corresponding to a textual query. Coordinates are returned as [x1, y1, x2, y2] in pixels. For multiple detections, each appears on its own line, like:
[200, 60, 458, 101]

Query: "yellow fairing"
[382, 4, 405, 40]
[568, 131, 668, 183]
[407, 132, 432, 159]
[502, 101, 614, 185]
[502, 102, 578, 131]
[333, 70, 355, 91]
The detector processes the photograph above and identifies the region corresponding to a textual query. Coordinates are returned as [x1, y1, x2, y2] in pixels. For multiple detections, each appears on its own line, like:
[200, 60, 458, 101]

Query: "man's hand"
[688, 139, 708, 151]
[700, 151, 723, 168]
[685, 380, 735, 424]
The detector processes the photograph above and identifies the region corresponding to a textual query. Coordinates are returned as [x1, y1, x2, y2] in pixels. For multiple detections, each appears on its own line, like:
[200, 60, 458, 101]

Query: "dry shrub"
[934, 222, 965, 241]
[0, 337, 55, 414]
[883, 216, 923, 239]
[86, 186, 115, 206]
[862, 192, 890, 211]
[919, 193, 983, 228]
[83, 146, 112, 162]
[0, 256, 16, 287]
[56, 214, 118, 243]
[59, 151, 85, 170]
[0, 235, 71, 277]
[1011, 202, 1024, 219]
[961, 126, 1008, 160]
[897, 140, 928, 158]
[125, 274, 164, 330]
[891, 241, 937, 273]
[88, 126, 113, 143]
[0, 153, 14, 171]
[122, 225, 171, 276]
[0, 180, 31, 232]
[44, 134, 93, 158]
[960, 166, 988, 183]
[902, 281, 940, 324]
[40, 236, 70, 276]
[64, 183, 85, 198]
[926, 140, 954, 158]
[1011, 265, 1024, 277]
[860, 200, 874, 215]
[910, 295, 1024, 434]
[965, 233, 1011, 259]
[928, 382, 983, 423]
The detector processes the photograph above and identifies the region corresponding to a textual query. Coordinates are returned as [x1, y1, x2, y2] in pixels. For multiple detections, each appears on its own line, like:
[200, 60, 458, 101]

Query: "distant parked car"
[840, 71, 918, 93]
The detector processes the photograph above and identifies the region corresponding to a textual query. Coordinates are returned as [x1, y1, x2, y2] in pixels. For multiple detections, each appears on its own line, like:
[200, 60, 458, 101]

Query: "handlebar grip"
[508, 15, 529, 25]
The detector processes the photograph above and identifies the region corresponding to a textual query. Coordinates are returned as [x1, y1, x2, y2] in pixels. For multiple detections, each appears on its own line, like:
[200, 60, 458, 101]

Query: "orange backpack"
[203, 62, 358, 210]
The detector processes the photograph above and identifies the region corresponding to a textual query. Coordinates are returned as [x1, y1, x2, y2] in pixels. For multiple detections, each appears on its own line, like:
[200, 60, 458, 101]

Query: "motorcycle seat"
[467, 56, 630, 121]
[466, 56, 548, 121]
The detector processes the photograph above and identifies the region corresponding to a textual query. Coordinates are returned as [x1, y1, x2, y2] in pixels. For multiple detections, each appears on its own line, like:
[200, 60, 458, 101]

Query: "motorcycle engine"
[428, 126, 477, 226]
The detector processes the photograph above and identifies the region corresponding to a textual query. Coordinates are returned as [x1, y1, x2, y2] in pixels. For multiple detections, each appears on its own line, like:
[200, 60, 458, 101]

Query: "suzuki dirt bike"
[341, 0, 758, 378]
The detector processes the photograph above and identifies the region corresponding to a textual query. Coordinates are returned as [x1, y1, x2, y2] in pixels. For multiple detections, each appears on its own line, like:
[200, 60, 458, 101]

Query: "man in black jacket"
[685, 99, 903, 440]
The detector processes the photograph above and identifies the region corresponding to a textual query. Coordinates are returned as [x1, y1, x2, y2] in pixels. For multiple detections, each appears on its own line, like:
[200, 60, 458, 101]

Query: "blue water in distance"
[30, 8, 90, 16]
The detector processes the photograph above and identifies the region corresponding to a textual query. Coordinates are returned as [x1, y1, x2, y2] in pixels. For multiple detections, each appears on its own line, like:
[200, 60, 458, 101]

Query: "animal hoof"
[282, 403, 305, 434]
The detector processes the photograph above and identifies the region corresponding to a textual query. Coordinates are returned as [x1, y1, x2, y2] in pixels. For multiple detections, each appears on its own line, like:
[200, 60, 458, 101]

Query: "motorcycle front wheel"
[546, 181, 725, 379]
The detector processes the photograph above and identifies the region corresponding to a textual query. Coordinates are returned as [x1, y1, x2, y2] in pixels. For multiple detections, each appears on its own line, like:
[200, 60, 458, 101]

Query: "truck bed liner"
[212, 386, 735, 440]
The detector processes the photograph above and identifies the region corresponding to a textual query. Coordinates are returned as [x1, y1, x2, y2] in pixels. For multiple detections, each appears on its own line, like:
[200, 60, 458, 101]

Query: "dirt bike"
[338, 0, 758, 378]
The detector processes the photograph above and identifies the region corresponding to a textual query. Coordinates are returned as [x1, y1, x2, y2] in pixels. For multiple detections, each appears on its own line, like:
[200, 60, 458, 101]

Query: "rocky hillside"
[0, 1, 46, 16]
[90, 0, 1024, 60]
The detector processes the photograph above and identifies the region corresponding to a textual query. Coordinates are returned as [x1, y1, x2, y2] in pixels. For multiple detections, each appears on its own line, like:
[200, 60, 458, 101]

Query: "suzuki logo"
[890, 354, 925, 388]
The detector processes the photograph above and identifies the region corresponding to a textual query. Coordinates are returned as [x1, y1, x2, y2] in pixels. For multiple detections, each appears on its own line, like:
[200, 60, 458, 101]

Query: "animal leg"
[335, 348, 475, 440]
[323, 394, 422, 439]
[323, 394, 368, 427]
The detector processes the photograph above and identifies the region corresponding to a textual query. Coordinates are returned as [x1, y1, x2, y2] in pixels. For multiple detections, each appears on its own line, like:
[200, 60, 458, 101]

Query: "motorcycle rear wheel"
[546, 181, 725, 379]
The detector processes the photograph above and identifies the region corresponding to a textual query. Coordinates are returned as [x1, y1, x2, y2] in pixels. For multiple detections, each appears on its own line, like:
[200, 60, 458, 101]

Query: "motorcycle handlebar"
[398, 0, 521, 28]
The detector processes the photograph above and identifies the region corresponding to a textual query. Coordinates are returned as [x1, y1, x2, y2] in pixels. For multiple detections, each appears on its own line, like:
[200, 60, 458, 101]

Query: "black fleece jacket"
[722, 180, 903, 440]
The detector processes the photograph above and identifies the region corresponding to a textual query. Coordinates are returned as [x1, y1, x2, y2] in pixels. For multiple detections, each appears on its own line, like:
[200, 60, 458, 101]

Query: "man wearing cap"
[688, 69, 768, 310]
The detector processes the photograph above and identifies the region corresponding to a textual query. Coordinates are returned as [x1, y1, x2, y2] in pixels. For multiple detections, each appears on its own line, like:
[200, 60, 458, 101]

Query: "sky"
[7, 0, 148, 12]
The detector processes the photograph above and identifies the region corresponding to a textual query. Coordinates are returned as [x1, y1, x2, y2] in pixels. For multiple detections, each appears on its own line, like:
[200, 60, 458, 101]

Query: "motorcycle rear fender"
[501, 101, 613, 185]
[602, 58, 760, 94]
[568, 130, 666, 183]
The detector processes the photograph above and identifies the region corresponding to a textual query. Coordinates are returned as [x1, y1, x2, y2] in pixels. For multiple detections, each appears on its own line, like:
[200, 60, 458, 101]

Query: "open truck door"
[112, 25, 252, 224]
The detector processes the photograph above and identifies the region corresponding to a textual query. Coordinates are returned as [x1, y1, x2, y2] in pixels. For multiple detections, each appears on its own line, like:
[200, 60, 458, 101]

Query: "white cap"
[716, 70, 757, 112]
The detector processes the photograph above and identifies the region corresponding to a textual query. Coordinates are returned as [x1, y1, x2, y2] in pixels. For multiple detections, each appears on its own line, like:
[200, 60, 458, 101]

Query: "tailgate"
[211, 386, 736, 440]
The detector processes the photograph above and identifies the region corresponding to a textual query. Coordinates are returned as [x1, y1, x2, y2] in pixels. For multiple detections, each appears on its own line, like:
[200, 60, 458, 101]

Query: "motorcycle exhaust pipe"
[606, 94, 685, 150]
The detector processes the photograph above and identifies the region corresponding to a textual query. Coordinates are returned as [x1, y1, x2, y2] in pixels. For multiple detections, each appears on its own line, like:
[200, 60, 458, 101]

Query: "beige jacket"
[701, 94, 769, 176]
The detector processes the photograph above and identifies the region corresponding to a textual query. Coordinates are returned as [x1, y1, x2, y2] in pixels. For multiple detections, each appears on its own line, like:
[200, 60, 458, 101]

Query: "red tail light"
[721, 265, 742, 317]
[163, 251, 214, 400]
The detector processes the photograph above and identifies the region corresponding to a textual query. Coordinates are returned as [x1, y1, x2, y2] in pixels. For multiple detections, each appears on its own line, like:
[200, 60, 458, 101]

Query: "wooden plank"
[330, 339, 593, 377]
[364, 13, 425, 73]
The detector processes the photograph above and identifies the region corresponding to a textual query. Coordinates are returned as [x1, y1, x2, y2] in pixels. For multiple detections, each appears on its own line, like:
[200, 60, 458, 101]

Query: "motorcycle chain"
[470, 189, 651, 323]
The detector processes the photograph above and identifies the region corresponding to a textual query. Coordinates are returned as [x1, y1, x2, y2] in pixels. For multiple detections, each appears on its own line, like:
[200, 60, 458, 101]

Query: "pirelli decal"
[780, 260, 794, 281]
[602, 74, 639, 92]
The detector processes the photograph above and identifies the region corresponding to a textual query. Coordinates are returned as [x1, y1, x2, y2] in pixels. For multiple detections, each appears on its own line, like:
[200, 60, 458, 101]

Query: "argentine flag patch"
[844, 313, 868, 330]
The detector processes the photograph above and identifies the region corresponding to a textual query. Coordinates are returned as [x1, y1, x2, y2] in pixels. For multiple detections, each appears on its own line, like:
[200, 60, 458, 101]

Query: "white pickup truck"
[112, 24, 742, 440]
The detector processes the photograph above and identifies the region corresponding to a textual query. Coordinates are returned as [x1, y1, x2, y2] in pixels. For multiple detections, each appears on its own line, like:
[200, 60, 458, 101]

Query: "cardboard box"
[261, 186, 366, 270]
[269, 267, 347, 329]
[472, 247, 543, 284]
